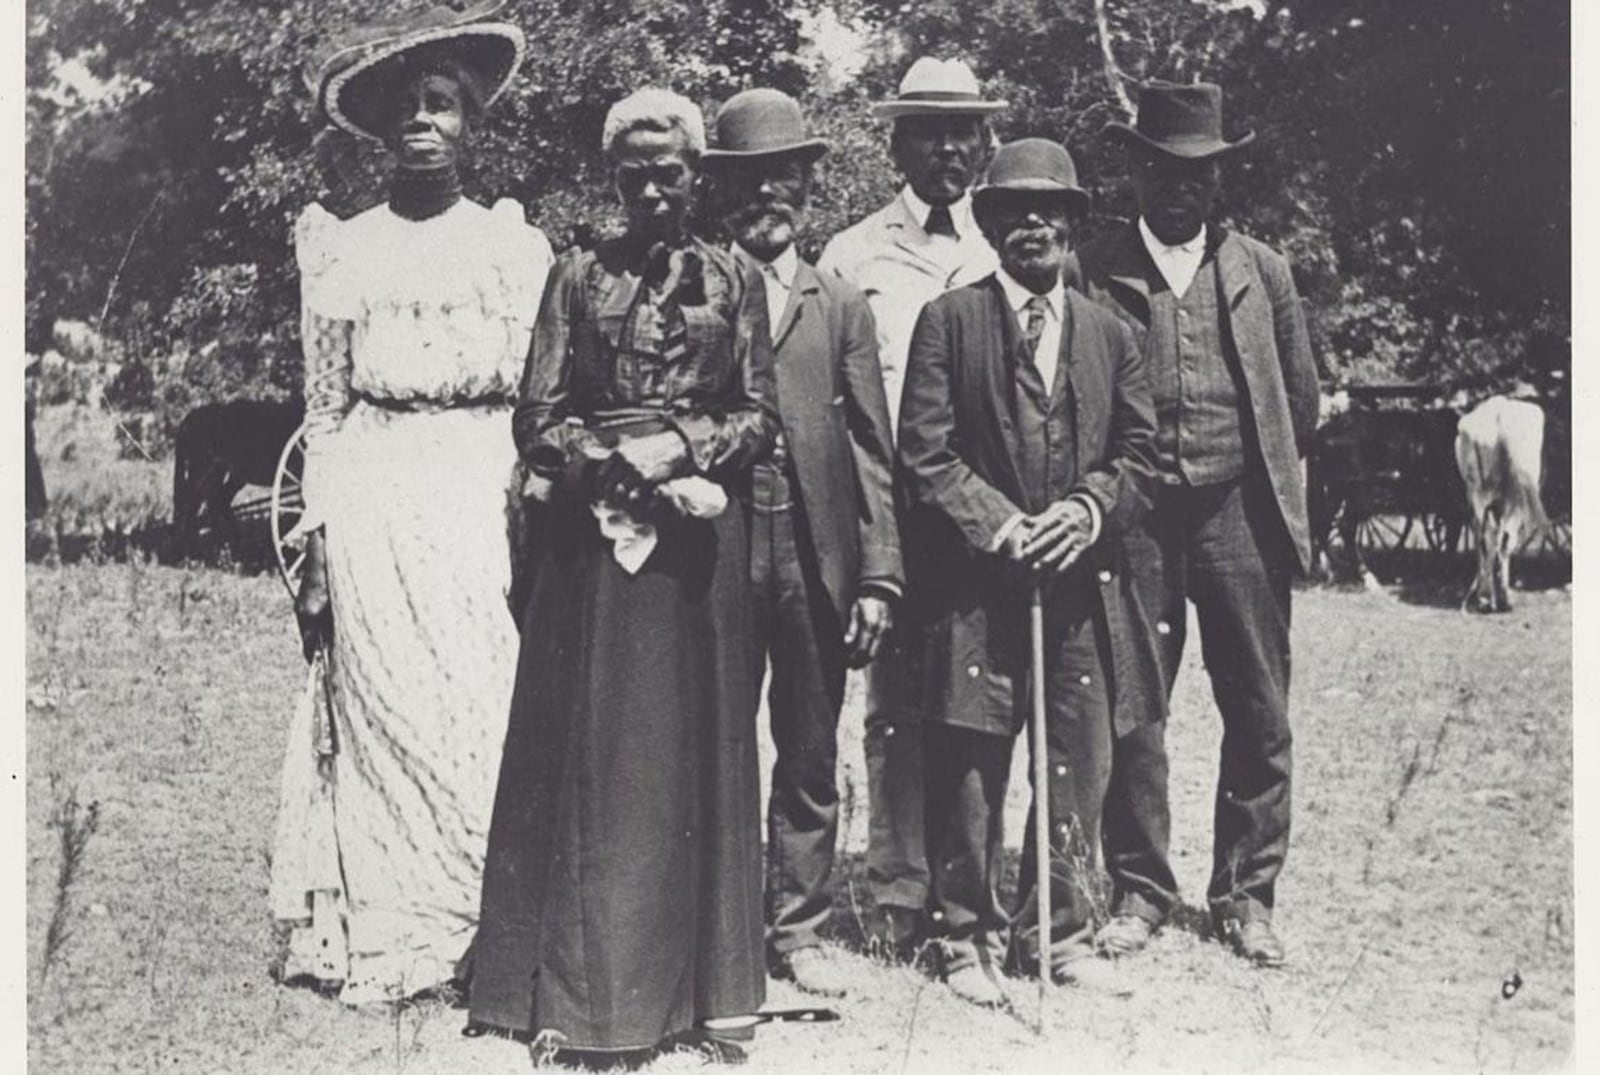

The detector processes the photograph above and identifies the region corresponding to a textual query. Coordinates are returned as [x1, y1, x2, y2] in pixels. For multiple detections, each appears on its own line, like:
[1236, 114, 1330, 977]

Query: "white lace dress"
[269, 197, 552, 1004]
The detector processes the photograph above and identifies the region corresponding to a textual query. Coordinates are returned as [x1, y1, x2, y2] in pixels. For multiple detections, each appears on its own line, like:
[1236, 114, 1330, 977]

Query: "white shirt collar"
[900, 185, 976, 240]
[1138, 217, 1207, 257]
[995, 267, 1063, 320]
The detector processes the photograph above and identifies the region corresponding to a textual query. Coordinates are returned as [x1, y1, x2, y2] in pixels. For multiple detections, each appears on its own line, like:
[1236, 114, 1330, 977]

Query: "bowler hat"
[973, 138, 1090, 215]
[304, 0, 524, 142]
[704, 89, 829, 163]
[1105, 80, 1255, 160]
[871, 57, 1008, 121]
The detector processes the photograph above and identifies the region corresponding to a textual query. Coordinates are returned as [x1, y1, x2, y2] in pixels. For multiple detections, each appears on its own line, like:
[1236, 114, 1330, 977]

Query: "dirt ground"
[24, 562, 1573, 1074]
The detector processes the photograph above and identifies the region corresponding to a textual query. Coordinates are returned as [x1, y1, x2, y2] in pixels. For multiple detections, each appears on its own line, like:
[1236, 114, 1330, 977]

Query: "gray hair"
[601, 87, 706, 160]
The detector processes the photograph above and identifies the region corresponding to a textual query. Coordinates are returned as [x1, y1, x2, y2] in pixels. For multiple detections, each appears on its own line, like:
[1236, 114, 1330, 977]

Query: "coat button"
[1078, 674, 1092, 686]
[1157, 620, 1172, 635]
[1097, 569, 1112, 584]
[1055, 764, 1069, 777]
[967, 664, 981, 678]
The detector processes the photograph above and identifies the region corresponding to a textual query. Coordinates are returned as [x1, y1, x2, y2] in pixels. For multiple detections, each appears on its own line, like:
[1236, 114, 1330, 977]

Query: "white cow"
[1455, 396, 1548, 612]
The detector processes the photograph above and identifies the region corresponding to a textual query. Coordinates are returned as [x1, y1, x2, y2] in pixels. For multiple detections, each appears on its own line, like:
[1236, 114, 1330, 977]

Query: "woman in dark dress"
[469, 88, 778, 1065]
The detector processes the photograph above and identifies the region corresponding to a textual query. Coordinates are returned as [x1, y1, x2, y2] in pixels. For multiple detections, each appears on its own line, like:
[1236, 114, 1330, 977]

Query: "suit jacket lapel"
[772, 261, 816, 352]
[977, 276, 1027, 496]
[1213, 228, 1253, 311]
[1103, 223, 1155, 321]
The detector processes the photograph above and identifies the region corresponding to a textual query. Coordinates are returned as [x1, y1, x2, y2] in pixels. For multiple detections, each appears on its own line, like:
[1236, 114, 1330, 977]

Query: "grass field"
[24, 561, 1573, 1074]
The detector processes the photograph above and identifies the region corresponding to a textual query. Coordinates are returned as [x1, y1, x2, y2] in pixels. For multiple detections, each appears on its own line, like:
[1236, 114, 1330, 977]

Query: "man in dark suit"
[1073, 82, 1319, 967]
[705, 89, 904, 997]
[898, 139, 1157, 1006]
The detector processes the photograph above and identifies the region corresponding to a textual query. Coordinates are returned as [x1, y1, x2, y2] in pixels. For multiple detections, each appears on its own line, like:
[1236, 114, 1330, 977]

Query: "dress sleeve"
[511, 251, 606, 499]
[667, 258, 779, 479]
[492, 198, 556, 365]
[294, 204, 355, 535]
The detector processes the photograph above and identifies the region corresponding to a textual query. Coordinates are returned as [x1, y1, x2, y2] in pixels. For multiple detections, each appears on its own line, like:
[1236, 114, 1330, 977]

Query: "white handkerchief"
[591, 476, 729, 574]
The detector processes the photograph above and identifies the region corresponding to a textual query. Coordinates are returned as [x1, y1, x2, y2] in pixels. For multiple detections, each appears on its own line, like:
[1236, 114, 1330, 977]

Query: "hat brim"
[323, 23, 525, 142]
[872, 100, 1008, 120]
[1104, 123, 1256, 160]
[702, 139, 830, 164]
[973, 183, 1091, 215]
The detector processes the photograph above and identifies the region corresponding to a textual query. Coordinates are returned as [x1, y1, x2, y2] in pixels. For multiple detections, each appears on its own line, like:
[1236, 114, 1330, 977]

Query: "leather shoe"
[1095, 914, 1155, 957]
[1052, 955, 1133, 996]
[865, 905, 921, 961]
[779, 947, 849, 998]
[944, 964, 1007, 1008]
[1220, 918, 1286, 968]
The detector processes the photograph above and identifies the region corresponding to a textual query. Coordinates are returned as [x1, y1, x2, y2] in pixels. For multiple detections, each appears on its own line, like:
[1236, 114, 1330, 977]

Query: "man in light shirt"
[1073, 81, 1319, 968]
[816, 57, 1005, 955]
[704, 89, 902, 997]
[896, 139, 1156, 1006]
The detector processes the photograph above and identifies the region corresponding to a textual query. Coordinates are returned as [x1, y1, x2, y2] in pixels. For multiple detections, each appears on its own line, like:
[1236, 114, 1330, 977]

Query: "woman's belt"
[353, 390, 514, 414]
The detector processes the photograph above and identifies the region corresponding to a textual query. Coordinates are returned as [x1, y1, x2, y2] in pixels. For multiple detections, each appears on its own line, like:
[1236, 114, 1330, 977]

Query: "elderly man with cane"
[897, 139, 1157, 1007]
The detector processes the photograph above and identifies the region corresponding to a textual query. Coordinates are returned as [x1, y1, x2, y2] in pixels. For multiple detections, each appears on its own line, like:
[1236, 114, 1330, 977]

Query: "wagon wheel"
[270, 422, 310, 599]
[1356, 512, 1412, 554]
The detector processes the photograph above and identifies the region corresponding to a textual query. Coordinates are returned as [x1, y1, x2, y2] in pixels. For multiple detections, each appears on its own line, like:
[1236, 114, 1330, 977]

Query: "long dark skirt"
[470, 499, 766, 1050]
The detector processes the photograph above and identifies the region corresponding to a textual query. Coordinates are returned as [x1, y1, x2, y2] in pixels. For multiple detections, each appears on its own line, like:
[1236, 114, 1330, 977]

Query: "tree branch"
[1094, 0, 1136, 120]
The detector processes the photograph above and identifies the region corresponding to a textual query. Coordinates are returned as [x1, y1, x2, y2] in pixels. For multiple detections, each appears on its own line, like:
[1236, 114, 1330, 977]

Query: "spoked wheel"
[1356, 512, 1412, 555]
[271, 422, 310, 599]
[1420, 512, 1463, 554]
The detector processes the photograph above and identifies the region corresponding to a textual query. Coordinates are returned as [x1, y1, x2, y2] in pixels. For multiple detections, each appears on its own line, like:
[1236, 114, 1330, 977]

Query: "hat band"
[897, 90, 986, 102]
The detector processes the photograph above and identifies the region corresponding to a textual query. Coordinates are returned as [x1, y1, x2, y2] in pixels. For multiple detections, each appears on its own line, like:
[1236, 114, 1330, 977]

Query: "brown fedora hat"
[973, 138, 1090, 215]
[703, 89, 828, 163]
[1105, 80, 1255, 160]
[305, 0, 524, 141]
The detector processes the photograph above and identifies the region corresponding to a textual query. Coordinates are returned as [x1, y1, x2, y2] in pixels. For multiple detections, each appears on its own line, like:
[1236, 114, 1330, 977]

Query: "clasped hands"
[998, 497, 1096, 577]
[589, 430, 690, 508]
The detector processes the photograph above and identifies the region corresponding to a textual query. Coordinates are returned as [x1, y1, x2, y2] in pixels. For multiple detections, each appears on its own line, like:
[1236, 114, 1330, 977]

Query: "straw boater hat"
[704, 89, 829, 163]
[871, 57, 1008, 121]
[972, 138, 1091, 216]
[1105, 80, 1255, 160]
[303, 0, 525, 142]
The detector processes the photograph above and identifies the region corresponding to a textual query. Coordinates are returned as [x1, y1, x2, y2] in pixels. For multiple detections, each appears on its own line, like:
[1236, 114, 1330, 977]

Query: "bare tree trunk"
[1095, 0, 1136, 120]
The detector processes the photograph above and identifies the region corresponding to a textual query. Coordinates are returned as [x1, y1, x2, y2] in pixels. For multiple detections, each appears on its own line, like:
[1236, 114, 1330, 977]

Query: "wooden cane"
[1029, 582, 1051, 1031]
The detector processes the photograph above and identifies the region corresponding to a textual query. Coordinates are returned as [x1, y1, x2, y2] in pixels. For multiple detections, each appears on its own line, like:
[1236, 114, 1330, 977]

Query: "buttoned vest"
[1146, 256, 1248, 484]
[1010, 305, 1077, 513]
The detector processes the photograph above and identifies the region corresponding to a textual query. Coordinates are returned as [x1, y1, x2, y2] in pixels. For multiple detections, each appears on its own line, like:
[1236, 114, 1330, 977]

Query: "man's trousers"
[750, 465, 849, 955]
[1102, 476, 1295, 927]
[924, 585, 1113, 974]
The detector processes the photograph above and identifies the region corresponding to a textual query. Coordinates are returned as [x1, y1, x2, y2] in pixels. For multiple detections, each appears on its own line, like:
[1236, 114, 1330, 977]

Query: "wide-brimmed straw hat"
[1104, 80, 1255, 160]
[871, 57, 1008, 121]
[972, 138, 1090, 215]
[304, 0, 524, 141]
[704, 89, 829, 163]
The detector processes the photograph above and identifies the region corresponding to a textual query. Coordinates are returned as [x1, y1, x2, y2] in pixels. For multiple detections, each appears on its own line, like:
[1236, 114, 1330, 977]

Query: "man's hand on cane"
[1022, 498, 1095, 574]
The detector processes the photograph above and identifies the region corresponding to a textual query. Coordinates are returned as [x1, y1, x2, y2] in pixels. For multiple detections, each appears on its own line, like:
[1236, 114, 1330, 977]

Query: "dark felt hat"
[703, 89, 829, 163]
[973, 138, 1090, 214]
[1105, 80, 1255, 160]
[304, 1, 524, 141]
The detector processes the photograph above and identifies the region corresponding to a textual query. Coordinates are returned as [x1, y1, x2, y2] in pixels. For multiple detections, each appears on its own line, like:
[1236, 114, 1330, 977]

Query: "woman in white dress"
[268, 2, 552, 1005]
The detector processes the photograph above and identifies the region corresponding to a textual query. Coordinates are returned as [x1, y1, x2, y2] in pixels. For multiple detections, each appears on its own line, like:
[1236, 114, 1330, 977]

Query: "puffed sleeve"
[491, 198, 555, 372]
[511, 251, 607, 499]
[294, 204, 355, 536]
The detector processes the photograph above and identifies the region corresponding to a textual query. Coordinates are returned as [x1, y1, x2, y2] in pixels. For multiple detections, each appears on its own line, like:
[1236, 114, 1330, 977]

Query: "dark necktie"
[924, 204, 956, 237]
[1022, 295, 1048, 361]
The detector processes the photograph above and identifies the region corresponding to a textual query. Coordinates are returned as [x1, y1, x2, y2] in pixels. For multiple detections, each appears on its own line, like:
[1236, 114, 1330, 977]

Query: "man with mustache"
[817, 57, 1005, 957]
[897, 139, 1156, 1005]
[704, 89, 903, 997]
[1073, 81, 1318, 968]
